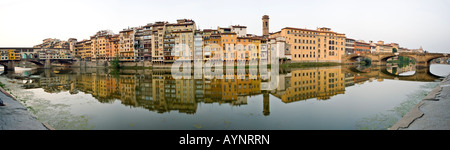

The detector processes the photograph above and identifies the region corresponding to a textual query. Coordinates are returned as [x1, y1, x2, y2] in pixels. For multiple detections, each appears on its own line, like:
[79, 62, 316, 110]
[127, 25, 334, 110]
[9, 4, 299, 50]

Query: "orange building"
[203, 32, 221, 61]
[106, 34, 120, 59]
[91, 30, 113, 61]
[221, 32, 237, 62]
[272, 27, 346, 62]
[354, 41, 371, 54]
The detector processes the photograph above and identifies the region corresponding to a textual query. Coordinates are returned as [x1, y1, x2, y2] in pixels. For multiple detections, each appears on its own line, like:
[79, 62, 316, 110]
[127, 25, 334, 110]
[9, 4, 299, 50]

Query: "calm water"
[1, 64, 449, 130]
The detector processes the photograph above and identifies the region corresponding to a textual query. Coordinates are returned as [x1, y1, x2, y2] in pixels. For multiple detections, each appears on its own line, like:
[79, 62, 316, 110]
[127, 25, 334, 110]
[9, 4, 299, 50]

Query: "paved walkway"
[391, 74, 450, 130]
[0, 88, 49, 130]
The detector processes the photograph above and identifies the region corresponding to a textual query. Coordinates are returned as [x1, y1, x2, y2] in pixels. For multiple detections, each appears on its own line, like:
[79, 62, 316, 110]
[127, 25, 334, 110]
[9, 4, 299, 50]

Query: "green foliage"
[387, 56, 415, 68]
[0, 81, 5, 89]
[362, 58, 371, 65]
[110, 55, 121, 69]
[355, 82, 439, 130]
[392, 48, 398, 53]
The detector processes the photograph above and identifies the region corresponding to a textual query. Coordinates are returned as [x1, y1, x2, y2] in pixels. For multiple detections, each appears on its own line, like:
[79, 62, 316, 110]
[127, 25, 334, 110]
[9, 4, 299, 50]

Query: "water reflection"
[7, 64, 445, 116]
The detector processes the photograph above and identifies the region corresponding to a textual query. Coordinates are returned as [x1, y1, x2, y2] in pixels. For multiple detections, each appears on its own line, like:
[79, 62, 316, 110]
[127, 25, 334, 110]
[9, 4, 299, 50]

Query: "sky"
[0, 0, 449, 53]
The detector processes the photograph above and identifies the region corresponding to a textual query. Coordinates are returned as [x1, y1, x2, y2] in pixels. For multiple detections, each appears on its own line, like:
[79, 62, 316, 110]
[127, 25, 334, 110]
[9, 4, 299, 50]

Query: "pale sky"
[1, 0, 449, 53]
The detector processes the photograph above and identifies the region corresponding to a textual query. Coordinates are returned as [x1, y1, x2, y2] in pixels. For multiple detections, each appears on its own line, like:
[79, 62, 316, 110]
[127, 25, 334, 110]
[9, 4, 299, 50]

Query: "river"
[0, 64, 449, 130]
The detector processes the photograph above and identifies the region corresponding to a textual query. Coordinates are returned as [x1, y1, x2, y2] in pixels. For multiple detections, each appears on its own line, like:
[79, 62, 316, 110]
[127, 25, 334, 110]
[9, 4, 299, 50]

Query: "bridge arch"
[27, 60, 44, 66]
[380, 55, 417, 63]
[426, 56, 449, 65]
[347, 55, 374, 64]
[0, 61, 13, 72]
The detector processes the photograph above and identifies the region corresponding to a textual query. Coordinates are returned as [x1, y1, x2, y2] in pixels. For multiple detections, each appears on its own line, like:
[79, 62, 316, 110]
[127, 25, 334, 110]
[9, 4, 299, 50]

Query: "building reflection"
[18, 63, 437, 115]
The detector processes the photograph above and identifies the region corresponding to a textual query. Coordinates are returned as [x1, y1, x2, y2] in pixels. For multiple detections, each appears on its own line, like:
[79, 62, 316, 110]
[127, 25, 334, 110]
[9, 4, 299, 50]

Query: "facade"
[68, 38, 78, 57]
[151, 21, 166, 63]
[0, 48, 36, 60]
[106, 34, 120, 60]
[202, 31, 221, 61]
[354, 40, 371, 54]
[119, 28, 136, 61]
[75, 40, 92, 61]
[167, 19, 196, 62]
[273, 27, 345, 62]
[34, 38, 69, 49]
[151, 19, 196, 63]
[221, 32, 237, 62]
[345, 38, 355, 54]
[142, 24, 152, 61]
[250, 36, 263, 63]
[194, 31, 203, 62]
[134, 27, 144, 61]
[135, 26, 153, 61]
[36, 48, 72, 60]
[368, 41, 377, 53]
[231, 25, 247, 37]
[91, 30, 113, 61]
[376, 40, 394, 53]
[267, 36, 288, 64]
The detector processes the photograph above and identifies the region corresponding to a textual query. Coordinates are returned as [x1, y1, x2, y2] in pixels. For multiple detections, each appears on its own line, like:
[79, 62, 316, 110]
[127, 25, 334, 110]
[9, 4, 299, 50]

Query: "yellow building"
[202, 30, 221, 61]
[375, 40, 397, 53]
[272, 27, 346, 62]
[75, 40, 92, 61]
[150, 19, 196, 63]
[250, 36, 263, 63]
[236, 36, 252, 62]
[119, 29, 136, 62]
[8, 49, 15, 60]
[221, 32, 237, 62]
[91, 30, 112, 61]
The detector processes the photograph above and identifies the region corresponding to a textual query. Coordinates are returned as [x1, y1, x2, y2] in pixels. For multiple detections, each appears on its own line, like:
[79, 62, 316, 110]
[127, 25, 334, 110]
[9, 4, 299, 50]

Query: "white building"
[267, 36, 288, 64]
[231, 25, 247, 37]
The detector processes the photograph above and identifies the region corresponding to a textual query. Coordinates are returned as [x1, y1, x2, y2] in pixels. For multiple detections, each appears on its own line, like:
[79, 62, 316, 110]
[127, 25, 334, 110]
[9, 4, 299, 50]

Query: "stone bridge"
[342, 52, 449, 68]
[342, 65, 443, 82]
[0, 58, 74, 71]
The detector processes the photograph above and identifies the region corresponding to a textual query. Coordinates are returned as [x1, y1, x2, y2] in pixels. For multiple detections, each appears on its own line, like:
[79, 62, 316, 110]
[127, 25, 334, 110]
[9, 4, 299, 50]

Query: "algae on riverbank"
[355, 82, 440, 130]
[0, 77, 94, 130]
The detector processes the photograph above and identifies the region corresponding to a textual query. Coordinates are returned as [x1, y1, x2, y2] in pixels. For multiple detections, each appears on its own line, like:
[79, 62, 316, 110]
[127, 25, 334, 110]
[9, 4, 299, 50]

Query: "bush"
[110, 55, 121, 69]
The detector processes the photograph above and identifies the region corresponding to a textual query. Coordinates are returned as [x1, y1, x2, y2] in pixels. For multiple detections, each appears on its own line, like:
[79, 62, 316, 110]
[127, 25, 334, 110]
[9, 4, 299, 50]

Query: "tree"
[111, 54, 121, 69]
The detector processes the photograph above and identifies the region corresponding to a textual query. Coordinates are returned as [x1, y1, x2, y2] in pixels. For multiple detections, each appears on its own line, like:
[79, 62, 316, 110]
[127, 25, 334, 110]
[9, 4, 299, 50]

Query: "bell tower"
[262, 15, 269, 37]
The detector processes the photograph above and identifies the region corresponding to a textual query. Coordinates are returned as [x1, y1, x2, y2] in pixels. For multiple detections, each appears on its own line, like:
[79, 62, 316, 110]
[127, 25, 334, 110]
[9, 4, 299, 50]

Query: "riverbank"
[0, 79, 51, 130]
[390, 74, 450, 130]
